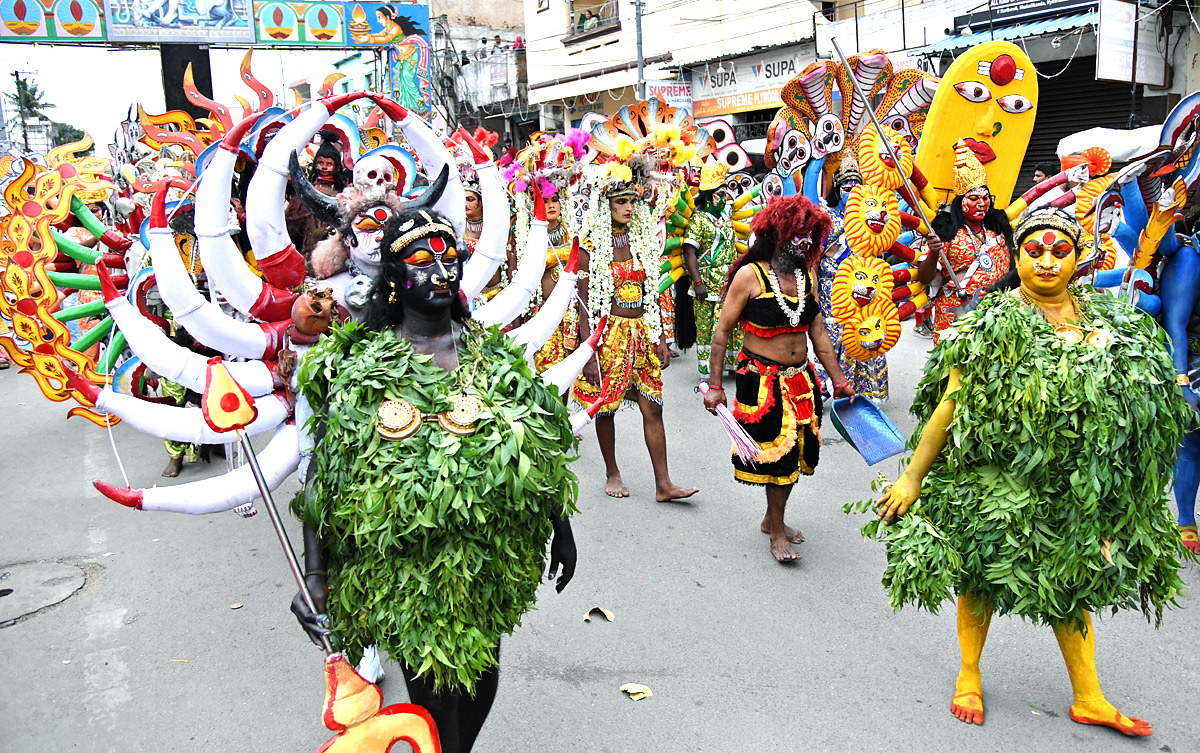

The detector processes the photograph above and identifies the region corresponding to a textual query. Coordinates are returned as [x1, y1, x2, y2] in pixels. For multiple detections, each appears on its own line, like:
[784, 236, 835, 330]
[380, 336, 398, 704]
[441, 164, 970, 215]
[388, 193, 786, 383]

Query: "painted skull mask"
[353, 155, 397, 203]
[349, 204, 395, 277]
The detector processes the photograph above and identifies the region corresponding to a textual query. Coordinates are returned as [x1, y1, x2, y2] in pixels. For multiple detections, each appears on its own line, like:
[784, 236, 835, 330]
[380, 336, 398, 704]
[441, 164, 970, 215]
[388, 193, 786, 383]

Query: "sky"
[1, 45, 347, 150]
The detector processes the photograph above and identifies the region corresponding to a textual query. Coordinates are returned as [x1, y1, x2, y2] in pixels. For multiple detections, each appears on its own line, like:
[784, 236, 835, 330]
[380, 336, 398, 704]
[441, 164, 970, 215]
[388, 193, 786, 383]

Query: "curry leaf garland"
[849, 290, 1195, 627]
[295, 321, 579, 692]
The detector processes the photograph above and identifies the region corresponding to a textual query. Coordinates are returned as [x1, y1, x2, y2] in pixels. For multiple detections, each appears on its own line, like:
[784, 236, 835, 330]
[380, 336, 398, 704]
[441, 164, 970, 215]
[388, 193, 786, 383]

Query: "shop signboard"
[1096, 0, 1167, 87]
[646, 80, 691, 113]
[690, 46, 812, 118]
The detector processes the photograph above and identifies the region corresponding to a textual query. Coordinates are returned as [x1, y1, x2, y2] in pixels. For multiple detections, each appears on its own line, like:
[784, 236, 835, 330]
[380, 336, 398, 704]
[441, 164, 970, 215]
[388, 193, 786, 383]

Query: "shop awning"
[917, 10, 1097, 55]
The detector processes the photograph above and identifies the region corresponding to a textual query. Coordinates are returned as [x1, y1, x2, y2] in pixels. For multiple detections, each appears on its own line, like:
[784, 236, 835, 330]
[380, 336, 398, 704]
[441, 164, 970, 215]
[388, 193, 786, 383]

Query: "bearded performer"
[680, 158, 742, 378]
[703, 196, 855, 562]
[573, 162, 697, 502]
[874, 207, 1190, 735]
[918, 144, 1015, 342]
[290, 174, 578, 753]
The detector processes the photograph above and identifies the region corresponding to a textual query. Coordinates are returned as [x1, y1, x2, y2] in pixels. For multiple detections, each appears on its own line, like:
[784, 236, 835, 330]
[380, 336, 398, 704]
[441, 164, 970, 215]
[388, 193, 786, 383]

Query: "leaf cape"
[867, 290, 1192, 627]
[295, 321, 578, 691]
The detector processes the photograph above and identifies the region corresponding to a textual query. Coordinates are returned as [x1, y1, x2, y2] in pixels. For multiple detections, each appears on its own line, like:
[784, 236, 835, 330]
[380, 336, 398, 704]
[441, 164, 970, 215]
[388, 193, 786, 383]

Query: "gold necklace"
[1018, 286, 1080, 324]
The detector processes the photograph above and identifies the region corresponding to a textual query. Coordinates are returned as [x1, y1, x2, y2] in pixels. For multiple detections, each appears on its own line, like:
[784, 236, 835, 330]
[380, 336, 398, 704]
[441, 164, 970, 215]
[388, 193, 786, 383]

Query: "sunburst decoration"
[856, 124, 912, 191]
[842, 298, 902, 361]
[843, 184, 901, 257]
[831, 255, 894, 325]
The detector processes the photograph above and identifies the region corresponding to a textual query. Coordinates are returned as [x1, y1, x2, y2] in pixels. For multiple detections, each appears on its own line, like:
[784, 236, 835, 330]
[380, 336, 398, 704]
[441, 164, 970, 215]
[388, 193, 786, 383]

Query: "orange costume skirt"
[572, 314, 663, 416]
[731, 349, 822, 486]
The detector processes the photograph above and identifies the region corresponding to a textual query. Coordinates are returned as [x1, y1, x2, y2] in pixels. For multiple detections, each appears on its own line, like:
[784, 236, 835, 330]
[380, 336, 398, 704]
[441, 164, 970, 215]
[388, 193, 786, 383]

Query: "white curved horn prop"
[395, 113, 465, 238]
[460, 162, 511, 300]
[94, 389, 290, 444]
[508, 241, 580, 357]
[539, 316, 606, 397]
[474, 218, 548, 328]
[106, 295, 277, 396]
[147, 192, 273, 359]
[196, 116, 298, 323]
[94, 425, 300, 515]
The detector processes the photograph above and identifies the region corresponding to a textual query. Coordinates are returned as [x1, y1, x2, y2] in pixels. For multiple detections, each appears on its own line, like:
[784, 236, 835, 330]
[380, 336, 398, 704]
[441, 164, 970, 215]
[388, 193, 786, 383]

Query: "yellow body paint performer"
[874, 207, 1191, 737]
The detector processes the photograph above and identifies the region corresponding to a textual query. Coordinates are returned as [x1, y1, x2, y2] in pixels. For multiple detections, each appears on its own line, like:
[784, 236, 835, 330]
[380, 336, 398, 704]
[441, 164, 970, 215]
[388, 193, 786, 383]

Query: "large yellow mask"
[915, 41, 1038, 210]
[831, 255, 894, 324]
[1017, 227, 1078, 299]
[843, 299, 902, 361]
[843, 185, 902, 257]
[857, 125, 913, 191]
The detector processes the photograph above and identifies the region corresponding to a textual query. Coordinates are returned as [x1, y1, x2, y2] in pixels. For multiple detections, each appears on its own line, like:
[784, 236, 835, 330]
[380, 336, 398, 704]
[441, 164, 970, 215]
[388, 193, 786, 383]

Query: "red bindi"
[1041, 231, 1057, 245]
[989, 54, 1016, 86]
[429, 237, 446, 253]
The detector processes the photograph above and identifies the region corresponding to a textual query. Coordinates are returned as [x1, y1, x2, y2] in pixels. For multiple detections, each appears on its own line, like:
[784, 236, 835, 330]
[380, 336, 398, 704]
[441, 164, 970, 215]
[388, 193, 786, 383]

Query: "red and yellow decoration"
[843, 184, 902, 257]
[842, 299, 901, 362]
[201, 357, 259, 432]
[831, 255, 894, 322]
[856, 124, 913, 191]
[318, 653, 441, 752]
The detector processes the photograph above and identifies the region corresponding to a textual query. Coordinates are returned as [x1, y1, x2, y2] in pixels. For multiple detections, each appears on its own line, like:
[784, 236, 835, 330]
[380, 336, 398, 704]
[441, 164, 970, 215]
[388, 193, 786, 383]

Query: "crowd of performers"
[2, 42, 1200, 751]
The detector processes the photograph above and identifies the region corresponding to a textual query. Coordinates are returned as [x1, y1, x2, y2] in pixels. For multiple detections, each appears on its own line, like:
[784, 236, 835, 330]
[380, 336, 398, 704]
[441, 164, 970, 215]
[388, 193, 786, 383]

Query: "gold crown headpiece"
[952, 140, 989, 197]
[699, 158, 729, 191]
[388, 209, 457, 256]
[1013, 207, 1082, 251]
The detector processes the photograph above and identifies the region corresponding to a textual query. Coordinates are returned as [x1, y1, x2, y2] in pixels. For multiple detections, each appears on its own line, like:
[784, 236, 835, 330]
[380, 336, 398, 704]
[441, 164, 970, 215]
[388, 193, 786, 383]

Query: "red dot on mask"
[1042, 231, 1057, 245]
[989, 55, 1016, 86]
[429, 237, 446, 253]
[220, 394, 240, 412]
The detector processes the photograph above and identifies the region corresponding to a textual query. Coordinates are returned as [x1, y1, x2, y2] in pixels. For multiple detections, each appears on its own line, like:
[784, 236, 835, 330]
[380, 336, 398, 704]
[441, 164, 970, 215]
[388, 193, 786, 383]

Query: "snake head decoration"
[856, 125, 913, 191]
[843, 185, 902, 257]
[831, 254, 894, 324]
[843, 299, 902, 361]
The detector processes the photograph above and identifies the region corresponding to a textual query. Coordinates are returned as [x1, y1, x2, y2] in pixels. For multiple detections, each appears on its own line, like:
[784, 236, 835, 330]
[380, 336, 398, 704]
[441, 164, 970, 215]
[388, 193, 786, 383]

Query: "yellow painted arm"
[876, 368, 961, 521]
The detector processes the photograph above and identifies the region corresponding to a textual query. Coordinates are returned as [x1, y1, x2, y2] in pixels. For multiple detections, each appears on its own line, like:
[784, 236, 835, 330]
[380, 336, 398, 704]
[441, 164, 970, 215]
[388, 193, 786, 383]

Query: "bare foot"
[605, 473, 630, 498]
[655, 484, 699, 503]
[162, 455, 183, 478]
[1069, 698, 1152, 736]
[950, 669, 984, 725]
[761, 521, 804, 543]
[769, 533, 800, 563]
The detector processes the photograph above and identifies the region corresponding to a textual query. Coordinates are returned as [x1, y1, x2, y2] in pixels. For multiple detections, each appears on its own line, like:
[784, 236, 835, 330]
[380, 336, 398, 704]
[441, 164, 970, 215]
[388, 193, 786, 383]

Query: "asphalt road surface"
[2, 324, 1197, 753]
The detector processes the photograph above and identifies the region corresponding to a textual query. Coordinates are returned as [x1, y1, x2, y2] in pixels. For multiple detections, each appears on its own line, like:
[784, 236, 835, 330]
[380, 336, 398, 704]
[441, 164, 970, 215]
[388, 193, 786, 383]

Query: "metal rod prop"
[830, 37, 964, 293]
[237, 428, 333, 654]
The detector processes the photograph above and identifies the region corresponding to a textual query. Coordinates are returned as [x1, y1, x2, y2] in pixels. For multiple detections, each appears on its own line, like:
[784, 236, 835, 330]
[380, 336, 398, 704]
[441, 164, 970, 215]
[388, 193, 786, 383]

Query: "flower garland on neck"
[581, 193, 663, 341]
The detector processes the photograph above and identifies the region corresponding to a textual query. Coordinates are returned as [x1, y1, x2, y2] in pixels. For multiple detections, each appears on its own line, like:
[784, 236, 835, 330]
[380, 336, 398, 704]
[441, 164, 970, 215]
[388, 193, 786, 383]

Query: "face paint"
[1017, 227, 1077, 298]
[782, 236, 813, 261]
[544, 198, 561, 224]
[351, 204, 394, 273]
[962, 190, 992, 223]
[610, 195, 634, 226]
[915, 42, 1038, 209]
[398, 235, 461, 313]
[314, 156, 337, 181]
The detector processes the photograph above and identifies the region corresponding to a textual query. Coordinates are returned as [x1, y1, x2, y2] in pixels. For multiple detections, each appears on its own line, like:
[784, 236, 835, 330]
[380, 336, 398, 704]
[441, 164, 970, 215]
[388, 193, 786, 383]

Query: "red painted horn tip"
[149, 188, 168, 229]
[586, 317, 608, 346]
[220, 111, 267, 152]
[564, 241, 580, 275]
[93, 479, 143, 510]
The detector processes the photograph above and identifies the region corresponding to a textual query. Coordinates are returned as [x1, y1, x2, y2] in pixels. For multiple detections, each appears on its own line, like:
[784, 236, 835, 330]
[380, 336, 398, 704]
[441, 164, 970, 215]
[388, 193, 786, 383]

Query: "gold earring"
[388, 280, 397, 304]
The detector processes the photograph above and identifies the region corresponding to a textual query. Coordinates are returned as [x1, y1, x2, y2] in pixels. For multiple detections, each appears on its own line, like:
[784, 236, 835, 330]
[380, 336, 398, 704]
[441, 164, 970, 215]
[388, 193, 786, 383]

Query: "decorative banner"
[253, 0, 343, 44]
[105, 0, 254, 43]
[646, 80, 692, 113]
[0, 0, 104, 41]
[691, 47, 810, 119]
[342, 0, 425, 46]
[388, 31, 431, 115]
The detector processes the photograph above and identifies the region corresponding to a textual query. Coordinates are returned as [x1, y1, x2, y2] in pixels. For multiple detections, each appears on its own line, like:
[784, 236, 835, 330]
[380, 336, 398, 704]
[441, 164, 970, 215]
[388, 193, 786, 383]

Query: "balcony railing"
[562, 0, 619, 44]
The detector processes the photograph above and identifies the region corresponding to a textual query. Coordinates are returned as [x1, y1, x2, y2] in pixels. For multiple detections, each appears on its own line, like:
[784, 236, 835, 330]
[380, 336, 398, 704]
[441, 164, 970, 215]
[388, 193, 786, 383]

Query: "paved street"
[2, 325, 1198, 753]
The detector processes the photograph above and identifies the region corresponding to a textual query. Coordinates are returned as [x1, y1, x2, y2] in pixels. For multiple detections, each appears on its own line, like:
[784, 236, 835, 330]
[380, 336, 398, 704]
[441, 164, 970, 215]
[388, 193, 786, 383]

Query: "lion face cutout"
[857, 125, 913, 191]
[831, 255, 894, 325]
[843, 185, 902, 257]
[843, 299, 902, 361]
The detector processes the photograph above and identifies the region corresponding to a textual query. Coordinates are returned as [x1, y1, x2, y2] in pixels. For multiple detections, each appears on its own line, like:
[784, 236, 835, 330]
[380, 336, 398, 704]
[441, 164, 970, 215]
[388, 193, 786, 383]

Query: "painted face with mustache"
[398, 235, 461, 314]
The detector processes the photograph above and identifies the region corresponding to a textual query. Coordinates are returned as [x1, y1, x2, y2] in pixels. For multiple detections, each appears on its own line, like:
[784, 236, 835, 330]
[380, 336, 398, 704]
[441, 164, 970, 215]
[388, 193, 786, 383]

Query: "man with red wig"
[703, 196, 855, 562]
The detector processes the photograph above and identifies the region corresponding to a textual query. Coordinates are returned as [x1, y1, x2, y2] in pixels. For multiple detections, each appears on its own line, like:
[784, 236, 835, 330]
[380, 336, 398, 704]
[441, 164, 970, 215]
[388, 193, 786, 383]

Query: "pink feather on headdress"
[538, 177, 557, 197]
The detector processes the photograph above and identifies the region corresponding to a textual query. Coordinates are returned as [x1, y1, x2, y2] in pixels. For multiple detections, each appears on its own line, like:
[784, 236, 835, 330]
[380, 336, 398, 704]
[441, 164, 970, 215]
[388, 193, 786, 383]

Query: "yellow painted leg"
[1054, 613, 1152, 736]
[951, 593, 991, 725]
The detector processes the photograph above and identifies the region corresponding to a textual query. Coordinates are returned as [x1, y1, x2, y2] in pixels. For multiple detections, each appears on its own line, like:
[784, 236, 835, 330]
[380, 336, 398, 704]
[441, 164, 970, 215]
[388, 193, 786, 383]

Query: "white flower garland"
[580, 193, 662, 342]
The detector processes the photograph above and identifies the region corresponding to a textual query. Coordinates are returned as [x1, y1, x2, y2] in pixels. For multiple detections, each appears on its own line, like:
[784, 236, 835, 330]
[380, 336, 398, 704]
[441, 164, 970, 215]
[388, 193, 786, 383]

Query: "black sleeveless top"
[739, 262, 818, 337]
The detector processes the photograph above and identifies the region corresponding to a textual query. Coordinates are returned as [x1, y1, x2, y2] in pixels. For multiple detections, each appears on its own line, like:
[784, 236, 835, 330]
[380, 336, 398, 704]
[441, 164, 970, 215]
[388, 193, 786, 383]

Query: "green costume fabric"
[295, 321, 578, 692]
[686, 208, 741, 377]
[869, 290, 1191, 627]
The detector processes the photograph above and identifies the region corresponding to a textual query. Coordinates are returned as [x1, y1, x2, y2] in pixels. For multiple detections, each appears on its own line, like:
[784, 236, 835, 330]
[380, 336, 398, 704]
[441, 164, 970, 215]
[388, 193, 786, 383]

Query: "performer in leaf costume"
[873, 207, 1191, 736]
[291, 187, 578, 753]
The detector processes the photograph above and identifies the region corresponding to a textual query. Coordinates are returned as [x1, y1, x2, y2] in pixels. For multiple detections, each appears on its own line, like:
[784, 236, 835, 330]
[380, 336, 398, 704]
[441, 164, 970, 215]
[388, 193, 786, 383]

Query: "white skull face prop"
[349, 203, 394, 277]
[353, 156, 397, 202]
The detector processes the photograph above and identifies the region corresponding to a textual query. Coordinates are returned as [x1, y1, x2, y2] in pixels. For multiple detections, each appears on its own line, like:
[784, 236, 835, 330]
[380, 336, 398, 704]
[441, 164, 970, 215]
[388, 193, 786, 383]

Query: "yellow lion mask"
[843, 185, 902, 258]
[857, 125, 913, 191]
[843, 299, 902, 361]
[831, 255, 894, 325]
